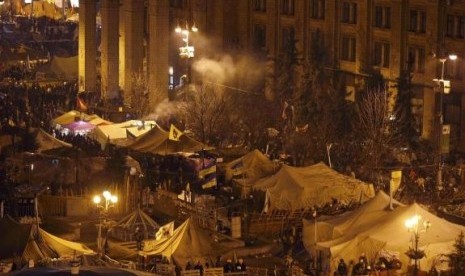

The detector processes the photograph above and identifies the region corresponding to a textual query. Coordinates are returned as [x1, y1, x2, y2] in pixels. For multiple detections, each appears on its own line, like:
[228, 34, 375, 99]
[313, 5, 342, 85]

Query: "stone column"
[147, 0, 170, 110]
[120, 0, 145, 106]
[100, 0, 120, 100]
[78, 0, 96, 93]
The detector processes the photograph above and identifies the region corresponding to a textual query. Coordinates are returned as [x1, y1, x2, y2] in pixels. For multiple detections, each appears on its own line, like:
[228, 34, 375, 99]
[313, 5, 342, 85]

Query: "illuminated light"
[103, 191, 111, 200]
[110, 195, 118, 203]
[93, 195, 101, 204]
[175, 25, 182, 33]
[169, 66, 174, 75]
[449, 54, 458, 61]
[191, 23, 198, 32]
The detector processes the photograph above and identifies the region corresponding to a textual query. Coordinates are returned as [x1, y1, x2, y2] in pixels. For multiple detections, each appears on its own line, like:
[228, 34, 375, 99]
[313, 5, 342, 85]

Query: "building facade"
[78, 0, 465, 151]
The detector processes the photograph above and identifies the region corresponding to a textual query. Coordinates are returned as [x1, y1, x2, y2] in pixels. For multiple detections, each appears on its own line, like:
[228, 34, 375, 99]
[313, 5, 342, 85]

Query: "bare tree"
[128, 73, 150, 118]
[180, 84, 232, 145]
[354, 88, 400, 180]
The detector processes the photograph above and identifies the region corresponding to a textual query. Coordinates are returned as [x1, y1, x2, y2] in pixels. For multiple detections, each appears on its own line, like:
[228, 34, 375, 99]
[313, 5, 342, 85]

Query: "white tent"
[302, 191, 465, 274]
[92, 120, 157, 148]
[253, 162, 375, 211]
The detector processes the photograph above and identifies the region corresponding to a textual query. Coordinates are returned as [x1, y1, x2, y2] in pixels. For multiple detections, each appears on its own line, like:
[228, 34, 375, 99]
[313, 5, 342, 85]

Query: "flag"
[168, 124, 183, 141]
[76, 97, 87, 111]
[202, 177, 217, 189]
[155, 221, 175, 241]
[199, 165, 216, 178]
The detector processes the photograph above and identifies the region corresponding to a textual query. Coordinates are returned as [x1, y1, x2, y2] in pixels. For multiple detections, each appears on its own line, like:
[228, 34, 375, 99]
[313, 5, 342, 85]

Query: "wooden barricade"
[247, 267, 268, 276]
[181, 269, 201, 276]
[204, 267, 224, 276]
[156, 264, 176, 276]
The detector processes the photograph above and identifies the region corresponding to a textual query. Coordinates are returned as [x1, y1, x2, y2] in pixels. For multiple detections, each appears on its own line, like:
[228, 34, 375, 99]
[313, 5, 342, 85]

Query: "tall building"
[247, 0, 465, 152]
[78, 0, 465, 151]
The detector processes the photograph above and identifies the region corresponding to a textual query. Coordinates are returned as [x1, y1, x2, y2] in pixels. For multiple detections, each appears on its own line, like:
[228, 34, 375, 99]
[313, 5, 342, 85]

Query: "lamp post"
[175, 21, 198, 84]
[433, 54, 457, 190]
[405, 215, 431, 276]
[93, 191, 117, 257]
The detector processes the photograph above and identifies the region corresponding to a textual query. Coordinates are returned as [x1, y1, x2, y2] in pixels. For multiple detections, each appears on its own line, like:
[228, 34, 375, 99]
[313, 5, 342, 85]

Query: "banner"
[168, 124, 183, 141]
[155, 221, 174, 241]
[390, 170, 402, 194]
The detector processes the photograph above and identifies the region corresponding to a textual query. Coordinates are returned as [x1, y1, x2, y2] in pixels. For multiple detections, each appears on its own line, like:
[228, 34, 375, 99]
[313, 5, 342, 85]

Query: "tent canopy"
[93, 120, 157, 148]
[34, 128, 72, 153]
[127, 125, 212, 155]
[0, 216, 94, 262]
[302, 191, 465, 273]
[253, 162, 375, 210]
[224, 149, 278, 185]
[52, 111, 111, 128]
[140, 218, 227, 267]
[111, 209, 160, 240]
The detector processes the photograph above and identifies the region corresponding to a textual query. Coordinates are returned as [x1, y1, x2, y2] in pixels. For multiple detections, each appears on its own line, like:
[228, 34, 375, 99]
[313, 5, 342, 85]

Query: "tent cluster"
[223, 151, 375, 212]
[302, 191, 465, 274]
[50, 111, 210, 154]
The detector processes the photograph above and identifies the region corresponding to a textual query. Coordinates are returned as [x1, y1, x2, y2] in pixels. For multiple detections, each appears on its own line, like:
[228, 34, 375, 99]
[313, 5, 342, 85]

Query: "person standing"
[337, 259, 348, 276]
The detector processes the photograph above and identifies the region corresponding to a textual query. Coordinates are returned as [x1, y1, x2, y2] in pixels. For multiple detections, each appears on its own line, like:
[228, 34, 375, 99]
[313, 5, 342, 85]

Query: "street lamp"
[93, 190, 117, 256]
[433, 54, 457, 189]
[175, 20, 198, 84]
[404, 215, 431, 276]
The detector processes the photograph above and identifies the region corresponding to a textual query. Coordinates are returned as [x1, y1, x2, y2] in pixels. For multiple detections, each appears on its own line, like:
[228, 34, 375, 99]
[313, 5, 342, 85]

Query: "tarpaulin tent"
[110, 209, 160, 241]
[0, 215, 94, 263]
[52, 110, 85, 126]
[127, 124, 212, 155]
[33, 128, 72, 154]
[52, 111, 111, 128]
[93, 120, 156, 148]
[302, 191, 465, 274]
[139, 218, 228, 267]
[253, 162, 375, 211]
[224, 149, 278, 183]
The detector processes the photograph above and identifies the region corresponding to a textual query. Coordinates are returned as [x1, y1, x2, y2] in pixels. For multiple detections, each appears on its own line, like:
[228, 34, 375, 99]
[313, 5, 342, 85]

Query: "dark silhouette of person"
[337, 258, 348, 276]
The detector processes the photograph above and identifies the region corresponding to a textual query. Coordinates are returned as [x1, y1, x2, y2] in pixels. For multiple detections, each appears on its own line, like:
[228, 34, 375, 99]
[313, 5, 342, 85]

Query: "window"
[446, 58, 462, 79]
[373, 42, 390, 68]
[169, 0, 185, 9]
[281, 26, 295, 51]
[282, 0, 295, 15]
[374, 6, 391, 28]
[408, 46, 425, 73]
[409, 10, 426, 33]
[309, 29, 325, 60]
[446, 15, 465, 39]
[310, 0, 325, 20]
[253, 0, 266, 12]
[253, 24, 267, 51]
[341, 36, 356, 61]
[341, 2, 357, 24]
